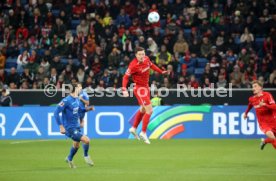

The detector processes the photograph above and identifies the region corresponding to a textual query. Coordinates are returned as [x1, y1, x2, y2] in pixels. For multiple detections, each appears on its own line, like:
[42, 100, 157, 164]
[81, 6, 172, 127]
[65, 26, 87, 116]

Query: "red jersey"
[123, 56, 162, 88]
[245, 91, 276, 131]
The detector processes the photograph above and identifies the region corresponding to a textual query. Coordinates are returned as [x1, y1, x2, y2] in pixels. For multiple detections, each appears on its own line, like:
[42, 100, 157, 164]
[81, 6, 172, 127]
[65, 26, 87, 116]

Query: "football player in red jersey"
[244, 80, 276, 150]
[122, 47, 168, 144]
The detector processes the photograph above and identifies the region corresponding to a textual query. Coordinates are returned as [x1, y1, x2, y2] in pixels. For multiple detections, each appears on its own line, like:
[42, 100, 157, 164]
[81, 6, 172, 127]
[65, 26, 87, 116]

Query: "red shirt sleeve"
[264, 92, 276, 110]
[245, 97, 253, 115]
[148, 58, 163, 74]
[122, 64, 133, 91]
[266, 92, 275, 104]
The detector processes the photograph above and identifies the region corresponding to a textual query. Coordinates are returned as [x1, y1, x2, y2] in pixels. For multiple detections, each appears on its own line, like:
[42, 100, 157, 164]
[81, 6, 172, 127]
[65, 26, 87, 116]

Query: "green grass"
[0, 139, 275, 181]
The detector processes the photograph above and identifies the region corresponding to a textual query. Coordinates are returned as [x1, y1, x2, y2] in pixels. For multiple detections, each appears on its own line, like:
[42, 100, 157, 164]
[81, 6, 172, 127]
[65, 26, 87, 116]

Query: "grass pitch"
[0, 139, 275, 181]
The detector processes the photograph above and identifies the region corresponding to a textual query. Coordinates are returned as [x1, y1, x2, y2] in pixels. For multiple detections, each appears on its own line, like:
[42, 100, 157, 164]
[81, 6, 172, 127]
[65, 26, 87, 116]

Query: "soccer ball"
[148, 12, 160, 23]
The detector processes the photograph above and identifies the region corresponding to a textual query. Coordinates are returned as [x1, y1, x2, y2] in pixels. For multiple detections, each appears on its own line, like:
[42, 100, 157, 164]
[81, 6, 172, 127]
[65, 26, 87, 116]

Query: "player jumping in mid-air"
[54, 83, 94, 168]
[122, 47, 168, 144]
[244, 80, 276, 150]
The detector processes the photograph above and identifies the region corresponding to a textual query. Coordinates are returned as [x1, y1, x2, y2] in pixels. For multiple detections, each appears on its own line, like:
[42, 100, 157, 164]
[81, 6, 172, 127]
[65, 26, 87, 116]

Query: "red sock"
[264, 138, 274, 144]
[133, 111, 145, 128]
[264, 138, 276, 149]
[142, 113, 151, 132]
[272, 140, 276, 149]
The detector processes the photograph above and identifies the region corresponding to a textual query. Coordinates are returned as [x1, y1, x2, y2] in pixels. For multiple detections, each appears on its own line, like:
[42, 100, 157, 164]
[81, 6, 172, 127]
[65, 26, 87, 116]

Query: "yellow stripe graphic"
[149, 114, 203, 139]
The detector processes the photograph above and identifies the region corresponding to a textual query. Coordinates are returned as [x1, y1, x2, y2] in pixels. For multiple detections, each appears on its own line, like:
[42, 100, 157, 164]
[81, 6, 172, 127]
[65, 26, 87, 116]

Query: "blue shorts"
[65, 127, 83, 142]
[79, 110, 86, 120]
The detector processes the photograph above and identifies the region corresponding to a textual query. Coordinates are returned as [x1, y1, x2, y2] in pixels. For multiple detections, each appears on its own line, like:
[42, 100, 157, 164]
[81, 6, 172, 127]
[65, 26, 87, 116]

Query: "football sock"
[264, 138, 274, 144]
[264, 138, 276, 149]
[68, 146, 78, 161]
[272, 140, 276, 149]
[83, 143, 89, 157]
[133, 111, 145, 128]
[142, 113, 151, 132]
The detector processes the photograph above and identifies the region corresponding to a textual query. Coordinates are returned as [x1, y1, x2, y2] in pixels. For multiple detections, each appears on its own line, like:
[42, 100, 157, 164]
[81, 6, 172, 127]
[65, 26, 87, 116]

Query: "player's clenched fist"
[123, 90, 129, 97]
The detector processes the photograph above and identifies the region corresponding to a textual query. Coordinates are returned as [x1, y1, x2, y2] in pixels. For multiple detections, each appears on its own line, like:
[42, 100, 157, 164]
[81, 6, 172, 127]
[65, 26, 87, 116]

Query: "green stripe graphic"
[148, 106, 211, 131]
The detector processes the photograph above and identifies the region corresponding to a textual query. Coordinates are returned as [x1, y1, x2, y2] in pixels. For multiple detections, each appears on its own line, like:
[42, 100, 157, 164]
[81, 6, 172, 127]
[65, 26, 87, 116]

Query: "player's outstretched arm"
[80, 96, 89, 106]
[85, 105, 95, 112]
[263, 104, 276, 110]
[244, 103, 253, 119]
[150, 63, 168, 75]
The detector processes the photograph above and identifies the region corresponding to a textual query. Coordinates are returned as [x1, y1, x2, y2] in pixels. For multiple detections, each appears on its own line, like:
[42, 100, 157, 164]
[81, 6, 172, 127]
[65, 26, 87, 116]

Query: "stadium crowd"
[0, 0, 275, 90]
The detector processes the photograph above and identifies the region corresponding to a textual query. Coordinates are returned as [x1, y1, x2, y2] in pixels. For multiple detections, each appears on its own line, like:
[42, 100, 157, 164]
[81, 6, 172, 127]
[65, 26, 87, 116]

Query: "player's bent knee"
[145, 108, 153, 114]
[81, 136, 90, 144]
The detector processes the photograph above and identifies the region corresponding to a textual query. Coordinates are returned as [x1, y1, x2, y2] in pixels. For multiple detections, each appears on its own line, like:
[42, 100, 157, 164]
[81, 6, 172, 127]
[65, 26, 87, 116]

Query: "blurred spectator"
[0, 0, 275, 90]
[108, 48, 121, 68]
[216, 74, 227, 88]
[188, 75, 199, 89]
[17, 50, 30, 72]
[200, 37, 212, 57]
[0, 88, 12, 106]
[230, 65, 243, 86]
[77, 20, 89, 37]
[72, 0, 86, 19]
[161, 77, 172, 88]
[115, 8, 131, 28]
[147, 37, 158, 56]
[173, 35, 189, 55]
[36, 66, 47, 84]
[0, 51, 6, 69]
[7, 67, 20, 87]
[76, 67, 85, 84]
[20, 67, 34, 86]
[156, 44, 172, 66]
[240, 27, 254, 44]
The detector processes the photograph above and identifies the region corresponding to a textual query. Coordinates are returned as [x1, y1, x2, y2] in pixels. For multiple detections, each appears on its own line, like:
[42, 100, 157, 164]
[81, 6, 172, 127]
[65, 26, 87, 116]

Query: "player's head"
[135, 47, 145, 62]
[70, 83, 82, 96]
[252, 80, 263, 95]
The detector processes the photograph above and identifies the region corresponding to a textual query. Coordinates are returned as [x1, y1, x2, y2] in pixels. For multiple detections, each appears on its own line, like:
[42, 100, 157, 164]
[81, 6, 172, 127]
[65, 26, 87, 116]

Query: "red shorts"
[133, 86, 151, 106]
[259, 122, 276, 135]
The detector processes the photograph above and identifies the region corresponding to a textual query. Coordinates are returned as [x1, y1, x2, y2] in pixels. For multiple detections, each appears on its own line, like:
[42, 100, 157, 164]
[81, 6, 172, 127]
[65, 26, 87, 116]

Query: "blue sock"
[68, 146, 78, 161]
[82, 143, 89, 157]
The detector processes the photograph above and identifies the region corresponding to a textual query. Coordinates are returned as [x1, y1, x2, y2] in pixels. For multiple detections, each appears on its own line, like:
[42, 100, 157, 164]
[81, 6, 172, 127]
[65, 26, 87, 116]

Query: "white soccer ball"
[148, 12, 160, 23]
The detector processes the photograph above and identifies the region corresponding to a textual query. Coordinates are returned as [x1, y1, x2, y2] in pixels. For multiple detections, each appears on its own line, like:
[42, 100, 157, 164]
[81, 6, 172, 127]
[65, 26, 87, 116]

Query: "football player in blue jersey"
[54, 83, 93, 168]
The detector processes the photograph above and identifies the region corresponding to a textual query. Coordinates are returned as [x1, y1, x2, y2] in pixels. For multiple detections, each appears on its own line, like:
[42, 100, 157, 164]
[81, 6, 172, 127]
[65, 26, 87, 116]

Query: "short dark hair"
[70, 83, 79, 93]
[252, 80, 263, 87]
[135, 47, 145, 54]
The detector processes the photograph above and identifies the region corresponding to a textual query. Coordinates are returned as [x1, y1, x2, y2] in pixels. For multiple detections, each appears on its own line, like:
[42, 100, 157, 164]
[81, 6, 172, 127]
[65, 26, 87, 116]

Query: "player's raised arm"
[54, 100, 67, 134]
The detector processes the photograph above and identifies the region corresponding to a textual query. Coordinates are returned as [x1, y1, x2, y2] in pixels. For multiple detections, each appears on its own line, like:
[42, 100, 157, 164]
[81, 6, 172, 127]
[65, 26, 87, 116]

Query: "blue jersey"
[79, 90, 89, 113]
[54, 95, 80, 130]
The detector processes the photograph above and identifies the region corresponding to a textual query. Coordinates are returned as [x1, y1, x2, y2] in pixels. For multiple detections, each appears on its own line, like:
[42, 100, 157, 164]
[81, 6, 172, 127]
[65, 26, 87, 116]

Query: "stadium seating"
[5, 58, 17, 69]
[71, 20, 81, 29]
[197, 58, 208, 68]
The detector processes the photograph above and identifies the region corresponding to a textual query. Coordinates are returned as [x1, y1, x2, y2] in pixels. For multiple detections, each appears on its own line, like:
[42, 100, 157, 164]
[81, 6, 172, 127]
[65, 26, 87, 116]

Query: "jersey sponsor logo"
[73, 107, 79, 114]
